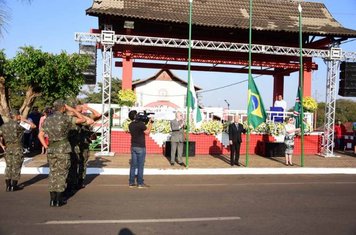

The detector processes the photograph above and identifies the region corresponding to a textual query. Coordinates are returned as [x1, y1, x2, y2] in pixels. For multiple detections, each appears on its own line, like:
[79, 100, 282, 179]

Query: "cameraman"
[128, 110, 153, 189]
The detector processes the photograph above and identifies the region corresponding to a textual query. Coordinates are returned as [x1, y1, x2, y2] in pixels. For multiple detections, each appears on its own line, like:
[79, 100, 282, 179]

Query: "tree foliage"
[0, 46, 90, 117]
[315, 99, 356, 128]
[82, 77, 122, 104]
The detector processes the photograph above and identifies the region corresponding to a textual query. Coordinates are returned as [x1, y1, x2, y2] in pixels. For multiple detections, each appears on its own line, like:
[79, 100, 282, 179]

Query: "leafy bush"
[303, 96, 318, 112]
[118, 89, 136, 107]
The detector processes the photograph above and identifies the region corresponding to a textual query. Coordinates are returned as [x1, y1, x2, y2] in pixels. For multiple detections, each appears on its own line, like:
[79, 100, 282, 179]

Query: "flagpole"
[185, 0, 193, 168]
[246, 0, 253, 167]
[298, 3, 305, 167]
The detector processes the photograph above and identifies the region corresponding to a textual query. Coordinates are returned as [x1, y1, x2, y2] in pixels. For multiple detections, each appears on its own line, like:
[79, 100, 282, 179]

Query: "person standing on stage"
[228, 114, 246, 166]
[170, 111, 185, 166]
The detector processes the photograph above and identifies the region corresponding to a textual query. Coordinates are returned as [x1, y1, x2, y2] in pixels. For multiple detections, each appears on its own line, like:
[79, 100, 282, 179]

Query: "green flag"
[187, 76, 202, 127]
[293, 87, 302, 128]
[247, 75, 267, 128]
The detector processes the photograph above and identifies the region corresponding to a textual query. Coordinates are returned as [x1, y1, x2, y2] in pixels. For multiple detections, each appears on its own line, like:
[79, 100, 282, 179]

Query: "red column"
[273, 71, 284, 104]
[303, 57, 312, 97]
[122, 51, 133, 90]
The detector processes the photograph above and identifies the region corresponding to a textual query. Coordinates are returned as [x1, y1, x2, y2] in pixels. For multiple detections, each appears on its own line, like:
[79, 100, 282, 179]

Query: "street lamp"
[224, 99, 230, 110]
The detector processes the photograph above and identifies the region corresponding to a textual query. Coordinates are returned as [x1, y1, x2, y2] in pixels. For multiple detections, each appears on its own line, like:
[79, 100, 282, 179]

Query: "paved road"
[1, 175, 356, 235]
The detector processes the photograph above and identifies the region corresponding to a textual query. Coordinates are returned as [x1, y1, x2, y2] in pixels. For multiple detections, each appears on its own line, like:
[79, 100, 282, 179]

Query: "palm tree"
[0, 0, 32, 36]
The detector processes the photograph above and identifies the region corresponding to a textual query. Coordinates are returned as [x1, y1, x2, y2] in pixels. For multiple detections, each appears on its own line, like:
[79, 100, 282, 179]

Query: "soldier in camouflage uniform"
[0, 109, 36, 192]
[38, 100, 85, 207]
[65, 101, 81, 195]
[76, 103, 101, 189]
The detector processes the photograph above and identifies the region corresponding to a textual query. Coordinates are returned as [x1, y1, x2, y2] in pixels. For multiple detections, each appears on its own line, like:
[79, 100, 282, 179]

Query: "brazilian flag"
[247, 75, 267, 128]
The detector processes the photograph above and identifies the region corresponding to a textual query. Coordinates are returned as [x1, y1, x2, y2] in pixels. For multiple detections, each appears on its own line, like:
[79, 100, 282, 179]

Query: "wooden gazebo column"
[122, 50, 133, 90]
[273, 69, 285, 105]
[302, 57, 312, 97]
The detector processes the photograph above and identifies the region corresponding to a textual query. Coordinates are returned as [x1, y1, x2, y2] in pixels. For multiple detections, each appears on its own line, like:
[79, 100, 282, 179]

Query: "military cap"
[53, 99, 66, 111]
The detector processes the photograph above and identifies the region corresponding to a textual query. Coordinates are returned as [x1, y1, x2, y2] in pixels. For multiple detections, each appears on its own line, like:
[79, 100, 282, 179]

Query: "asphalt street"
[1, 174, 356, 235]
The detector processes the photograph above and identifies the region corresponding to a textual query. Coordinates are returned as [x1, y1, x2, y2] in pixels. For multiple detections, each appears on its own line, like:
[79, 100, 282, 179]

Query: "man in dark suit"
[228, 115, 246, 166]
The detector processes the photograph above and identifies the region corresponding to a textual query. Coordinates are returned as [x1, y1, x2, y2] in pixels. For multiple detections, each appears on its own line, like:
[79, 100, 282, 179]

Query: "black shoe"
[129, 183, 137, 188]
[178, 162, 185, 167]
[10, 180, 23, 191]
[76, 179, 86, 190]
[55, 192, 67, 207]
[5, 179, 11, 192]
[50, 192, 56, 207]
[170, 162, 174, 166]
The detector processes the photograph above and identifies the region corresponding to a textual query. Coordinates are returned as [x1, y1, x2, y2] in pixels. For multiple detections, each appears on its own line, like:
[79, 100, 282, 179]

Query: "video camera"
[135, 111, 155, 124]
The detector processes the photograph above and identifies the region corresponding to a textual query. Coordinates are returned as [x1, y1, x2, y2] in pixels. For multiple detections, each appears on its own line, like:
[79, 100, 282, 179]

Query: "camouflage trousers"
[4, 147, 24, 180]
[47, 153, 70, 192]
[78, 145, 90, 181]
[67, 145, 80, 190]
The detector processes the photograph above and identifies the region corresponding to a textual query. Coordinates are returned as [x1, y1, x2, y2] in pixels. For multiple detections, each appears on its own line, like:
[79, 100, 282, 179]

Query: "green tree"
[82, 77, 122, 104]
[315, 99, 356, 128]
[0, 49, 12, 117]
[0, 46, 90, 118]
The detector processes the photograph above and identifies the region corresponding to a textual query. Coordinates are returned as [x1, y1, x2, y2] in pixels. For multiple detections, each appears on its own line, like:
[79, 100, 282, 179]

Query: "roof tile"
[87, 0, 356, 37]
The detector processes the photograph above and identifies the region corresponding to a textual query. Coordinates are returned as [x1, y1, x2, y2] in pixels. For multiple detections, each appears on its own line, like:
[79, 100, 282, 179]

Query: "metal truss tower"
[75, 31, 356, 157]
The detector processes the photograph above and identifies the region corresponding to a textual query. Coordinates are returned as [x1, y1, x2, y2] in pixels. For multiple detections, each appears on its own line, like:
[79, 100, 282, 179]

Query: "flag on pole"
[293, 87, 302, 128]
[247, 75, 267, 128]
[187, 76, 202, 126]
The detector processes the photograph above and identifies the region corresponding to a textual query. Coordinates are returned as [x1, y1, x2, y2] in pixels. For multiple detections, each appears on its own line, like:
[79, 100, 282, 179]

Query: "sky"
[1, 0, 356, 110]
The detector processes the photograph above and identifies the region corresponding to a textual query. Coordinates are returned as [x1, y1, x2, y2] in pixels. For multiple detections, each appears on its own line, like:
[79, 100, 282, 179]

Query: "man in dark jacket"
[228, 115, 246, 166]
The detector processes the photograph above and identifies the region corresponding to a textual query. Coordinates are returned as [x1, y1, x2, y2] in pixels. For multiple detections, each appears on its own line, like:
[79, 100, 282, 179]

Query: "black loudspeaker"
[265, 142, 285, 157]
[79, 45, 97, 85]
[338, 62, 356, 97]
[164, 141, 195, 157]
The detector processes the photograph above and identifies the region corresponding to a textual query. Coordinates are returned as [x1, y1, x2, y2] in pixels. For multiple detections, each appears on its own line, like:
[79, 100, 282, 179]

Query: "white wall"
[135, 80, 187, 108]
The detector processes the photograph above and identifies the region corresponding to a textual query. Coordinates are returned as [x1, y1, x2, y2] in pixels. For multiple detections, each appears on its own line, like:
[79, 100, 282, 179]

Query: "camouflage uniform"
[66, 121, 80, 192]
[77, 119, 93, 186]
[0, 119, 24, 182]
[41, 111, 74, 193]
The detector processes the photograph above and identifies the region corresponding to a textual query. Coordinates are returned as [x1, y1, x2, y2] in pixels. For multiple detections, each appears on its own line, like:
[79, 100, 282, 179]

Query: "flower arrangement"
[302, 96, 318, 112]
[118, 89, 136, 107]
[121, 119, 311, 135]
[198, 120, 223, 135]
[122, 119, 223, 134]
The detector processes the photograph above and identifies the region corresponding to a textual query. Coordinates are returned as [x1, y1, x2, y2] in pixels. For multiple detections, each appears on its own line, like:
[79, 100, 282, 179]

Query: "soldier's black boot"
[5, 179, 11, 192]
[10, 180, 23, 191]
[55, 192, 67, 207]
[50, 192, 56, 207]
[77, 178, 85, 190]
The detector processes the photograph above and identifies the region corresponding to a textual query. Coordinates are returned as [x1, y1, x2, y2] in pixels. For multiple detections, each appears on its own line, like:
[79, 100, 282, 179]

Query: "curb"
[1, 166, 356, 175]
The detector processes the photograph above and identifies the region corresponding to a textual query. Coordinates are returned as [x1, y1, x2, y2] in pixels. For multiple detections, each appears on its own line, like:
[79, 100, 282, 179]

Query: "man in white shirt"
[274, 94, 287, 111]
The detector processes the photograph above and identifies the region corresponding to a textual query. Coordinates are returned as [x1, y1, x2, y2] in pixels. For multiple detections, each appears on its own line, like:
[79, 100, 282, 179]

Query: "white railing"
[88, 105, 313, 129]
